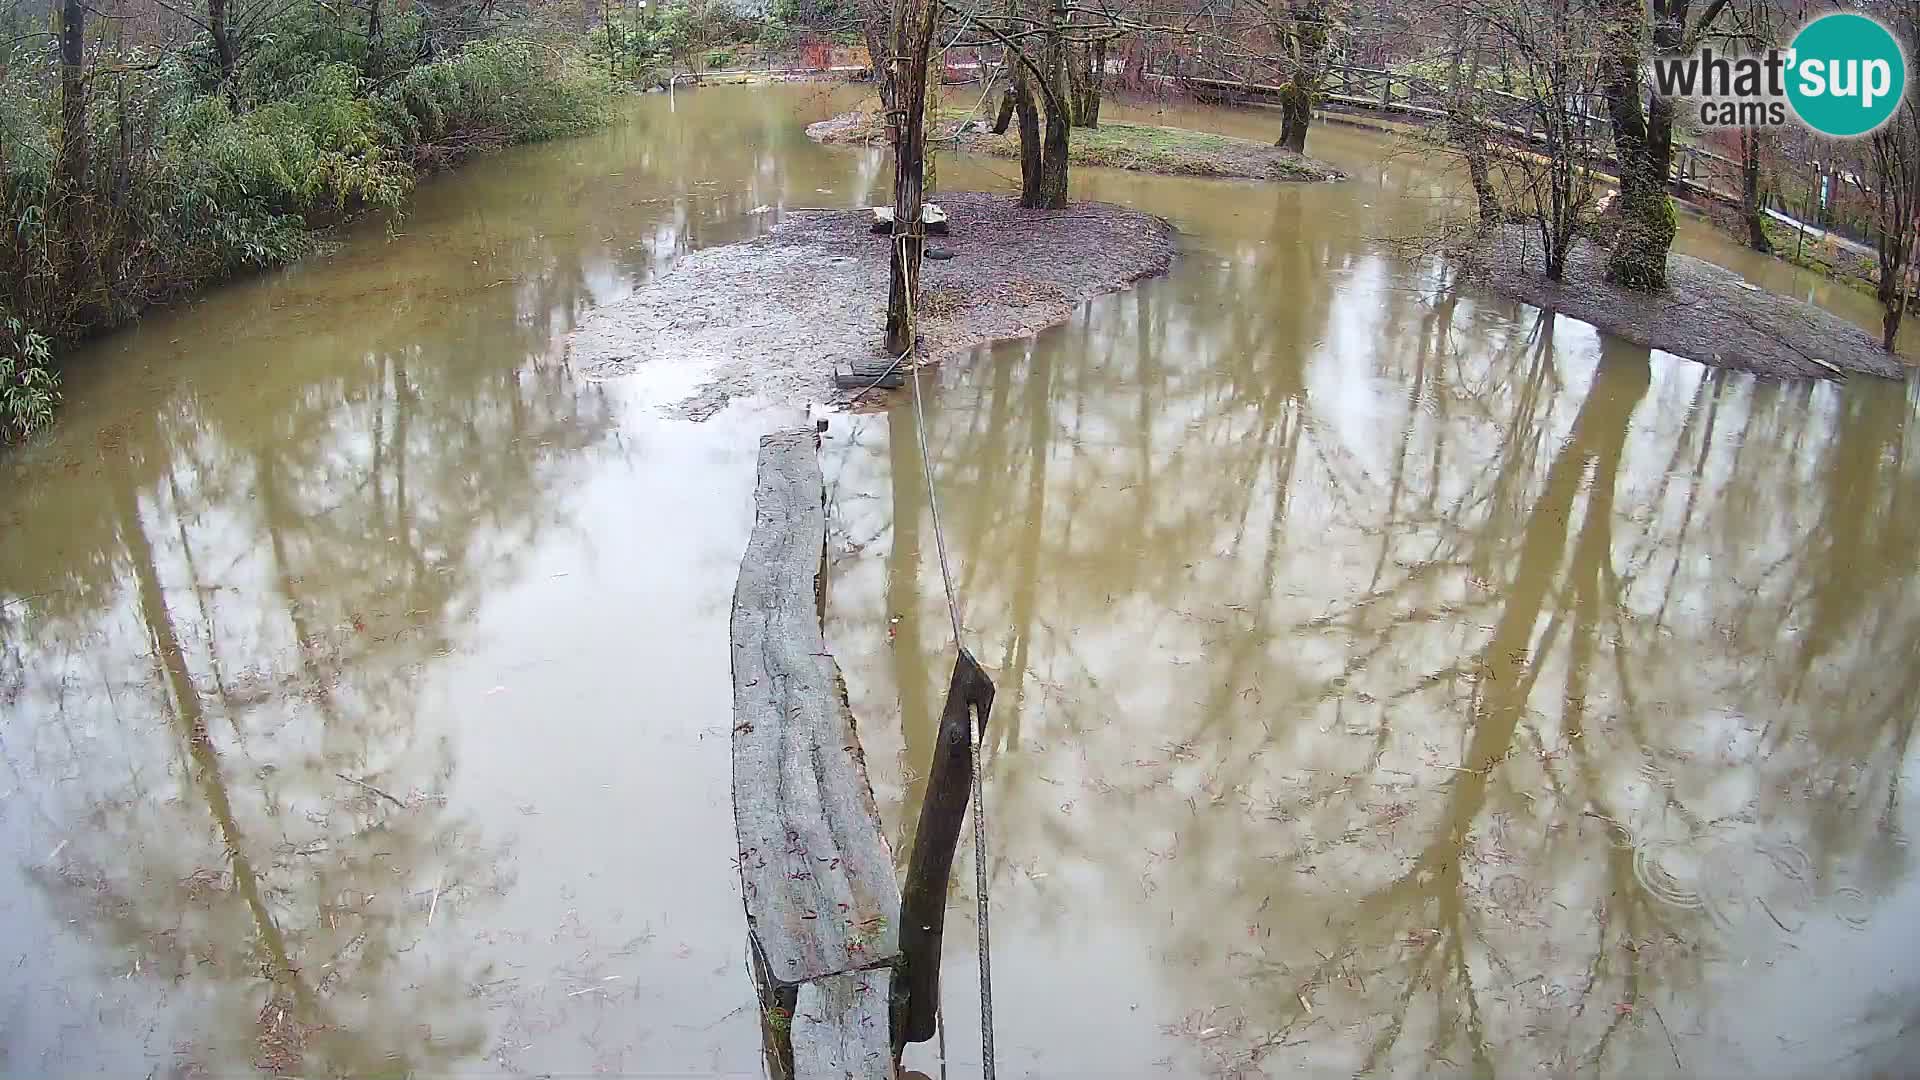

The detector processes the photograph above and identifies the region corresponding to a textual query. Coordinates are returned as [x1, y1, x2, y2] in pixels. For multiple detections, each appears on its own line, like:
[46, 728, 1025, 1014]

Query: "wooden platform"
[834, 359, 906, 390]
[731, 427, 901, 1078]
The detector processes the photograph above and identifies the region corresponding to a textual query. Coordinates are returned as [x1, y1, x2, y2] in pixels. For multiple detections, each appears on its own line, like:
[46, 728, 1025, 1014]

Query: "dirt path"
[1473, 227, 1911, 380]
[567, 191, 1177, 418]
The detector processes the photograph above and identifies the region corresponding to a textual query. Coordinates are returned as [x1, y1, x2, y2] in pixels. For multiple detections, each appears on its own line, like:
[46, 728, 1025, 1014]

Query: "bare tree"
[950, 0, 1160, 206]
[884, 0, 939, 354]
[1067, 25, 1106, 127]
[966, 0, 1077, 208]
[208, 0, 236, 93]
[1867, 5, 1919, 350]
[1427, 0, 1608, 280]
[1442, 8, 1502, 225]
[1736, 127, 1773, 252]
[1724, 0, 1789, 253]
[53, 0, 85, 289]
[1599, 0, 1735, 290]
[1264, 0, 1341, 153]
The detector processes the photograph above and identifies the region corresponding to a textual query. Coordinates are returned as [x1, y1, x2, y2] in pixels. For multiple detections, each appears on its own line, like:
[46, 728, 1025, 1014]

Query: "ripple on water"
[1832, 886, 1873, 930]
[1633, 841, 1706, 911]
[1632, 832, 1829, 933]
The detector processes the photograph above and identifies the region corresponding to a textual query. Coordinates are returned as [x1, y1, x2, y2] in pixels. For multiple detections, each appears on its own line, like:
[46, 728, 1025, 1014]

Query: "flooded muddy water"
[2, 84, 1916, 1078]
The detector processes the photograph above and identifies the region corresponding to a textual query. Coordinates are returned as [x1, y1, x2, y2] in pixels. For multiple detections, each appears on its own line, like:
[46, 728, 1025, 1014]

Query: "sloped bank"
[1472, 227, 1911, 381]
[806, 110, 1345, 183]
[568, 191, 1178, 418]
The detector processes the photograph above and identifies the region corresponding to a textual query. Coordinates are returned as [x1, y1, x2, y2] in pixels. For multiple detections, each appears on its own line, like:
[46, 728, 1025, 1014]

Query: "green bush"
[373, 41, 611, 164]
[705, 49, 736, 70]
[0, 316, 59, 441]
[588, 14, 673, 83]
[0, 27, 611, 435]
[178, 64, 413, 217]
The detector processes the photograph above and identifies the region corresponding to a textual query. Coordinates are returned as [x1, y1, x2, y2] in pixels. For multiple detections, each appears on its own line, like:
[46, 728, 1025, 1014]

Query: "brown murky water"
[2, 85, 1916, 1078]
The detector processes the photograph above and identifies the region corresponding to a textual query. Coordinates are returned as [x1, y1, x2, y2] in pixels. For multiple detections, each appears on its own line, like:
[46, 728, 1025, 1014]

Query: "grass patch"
[812, 108, 1341, 182]
[1759, 219, 1880, 296]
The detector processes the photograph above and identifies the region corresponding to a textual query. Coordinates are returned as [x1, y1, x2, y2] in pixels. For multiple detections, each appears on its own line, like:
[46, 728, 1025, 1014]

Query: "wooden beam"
[893, 648, 995, 1050]
[732, 427, 902, 984]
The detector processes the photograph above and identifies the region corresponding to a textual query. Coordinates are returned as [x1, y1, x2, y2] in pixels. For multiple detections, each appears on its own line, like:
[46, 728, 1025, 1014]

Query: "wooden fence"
[1168, 66, 1750, 208]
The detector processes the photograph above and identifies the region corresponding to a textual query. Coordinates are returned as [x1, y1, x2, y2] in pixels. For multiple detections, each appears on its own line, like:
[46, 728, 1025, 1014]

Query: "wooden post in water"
[892, 648, 995, 1052]
[731, 428, 902, 1080]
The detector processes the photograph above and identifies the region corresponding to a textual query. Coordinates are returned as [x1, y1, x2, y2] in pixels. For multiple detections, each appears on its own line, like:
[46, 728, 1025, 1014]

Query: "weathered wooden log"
[834, 359, 907, 390]
[732, 427, 902, 1079]
[794, 968, 894, 1077]
[893, 648, 995, 1051]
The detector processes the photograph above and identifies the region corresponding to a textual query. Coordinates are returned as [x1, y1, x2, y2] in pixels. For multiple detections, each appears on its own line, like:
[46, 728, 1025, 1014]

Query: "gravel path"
[1473, 227, 1911, 381]
[568, 191, 1178, 418]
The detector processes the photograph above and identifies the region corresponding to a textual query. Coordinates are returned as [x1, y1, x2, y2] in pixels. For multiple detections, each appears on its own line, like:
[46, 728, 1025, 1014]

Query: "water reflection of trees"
[0, 234, 616, 1074]
[823, 224, 1920, 1075]
[0, 83, 903, 1074]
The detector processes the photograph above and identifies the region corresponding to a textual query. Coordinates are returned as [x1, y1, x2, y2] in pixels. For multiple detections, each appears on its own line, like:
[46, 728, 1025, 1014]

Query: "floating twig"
[336, 773, 407, 810]
[1650, 1003, 1683, 1070]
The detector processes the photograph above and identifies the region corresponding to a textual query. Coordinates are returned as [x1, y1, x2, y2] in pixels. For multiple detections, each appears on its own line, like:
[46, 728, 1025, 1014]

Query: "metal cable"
[897, 225, 994, 1079]
[968, 686, 994, 1079]
[908, 346, 965, 647]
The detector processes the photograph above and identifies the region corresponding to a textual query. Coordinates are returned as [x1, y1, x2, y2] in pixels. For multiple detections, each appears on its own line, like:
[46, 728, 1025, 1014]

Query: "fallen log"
[732, 427, 901, 1079]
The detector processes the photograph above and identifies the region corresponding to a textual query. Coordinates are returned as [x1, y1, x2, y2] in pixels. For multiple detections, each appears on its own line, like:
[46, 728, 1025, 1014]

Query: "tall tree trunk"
[1011, 58, 1043, 206]
[884, 0, 937, 355]
[208, 0, 237, 102]
[1869, 14, 1918, 351]
[1274, 0, 1329, 154]
[1033, 27, 1071, 208]
[365, 0, 384, 77]
[56, 0, 86, 190]
[1122, 36, 1145, 90]
[863, 3, 894, 114]
[1277, 87, 1310, 153]
[1447, 22, 1501, 226]
[924, 42, 939, 195]
[1602, 0, 1680, 290]
[55, 0, 86, 298]
[1740, 128, 1772, 254]
[1084, 39, 1105, 127]
[1069, 38, 1102, 127]
[1878, 270, 1904, 351]
[1872, 128, 1914, 352]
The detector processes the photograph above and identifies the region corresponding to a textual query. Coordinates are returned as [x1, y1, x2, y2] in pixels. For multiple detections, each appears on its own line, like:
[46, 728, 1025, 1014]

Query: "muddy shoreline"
[1471, 226, 1911, 381]
[806, 109, 1344, 183]
[568, 191, 1178, 417]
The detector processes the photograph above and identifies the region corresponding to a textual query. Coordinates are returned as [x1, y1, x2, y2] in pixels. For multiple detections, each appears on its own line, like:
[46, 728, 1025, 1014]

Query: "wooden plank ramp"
[731, 427, 900, 1079]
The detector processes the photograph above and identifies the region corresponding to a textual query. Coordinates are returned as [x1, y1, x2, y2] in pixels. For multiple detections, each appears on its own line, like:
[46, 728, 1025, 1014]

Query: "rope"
[909, 340, 965, 646]
[937, 997, 949, 1080]
[896, 221, 994, 1078]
